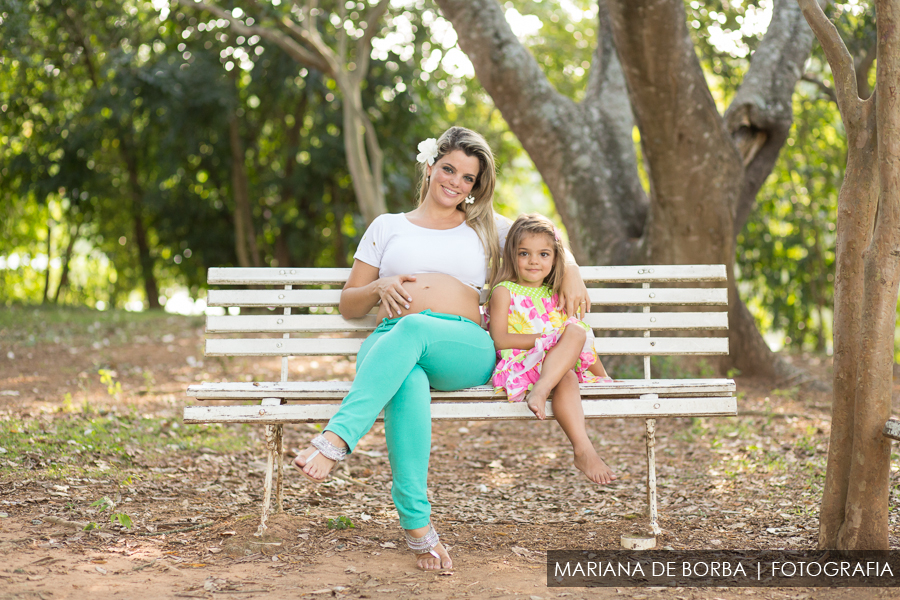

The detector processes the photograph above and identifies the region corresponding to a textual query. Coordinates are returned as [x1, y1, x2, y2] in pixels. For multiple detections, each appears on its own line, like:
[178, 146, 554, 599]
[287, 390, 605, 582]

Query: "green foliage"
[326, 516, 356, 530]
[90, 496, 134, 529]
[733, 3, 874, 352]
[737, 93, 840, 352]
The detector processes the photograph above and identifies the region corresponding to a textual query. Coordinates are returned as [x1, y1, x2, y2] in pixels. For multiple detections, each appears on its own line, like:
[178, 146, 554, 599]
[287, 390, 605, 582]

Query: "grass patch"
[0, 303, 204, 347]
[0, 409, 251, 481]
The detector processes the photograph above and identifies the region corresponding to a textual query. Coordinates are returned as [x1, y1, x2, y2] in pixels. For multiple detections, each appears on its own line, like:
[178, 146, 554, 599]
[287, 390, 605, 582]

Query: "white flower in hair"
[416, 138, 439, 166]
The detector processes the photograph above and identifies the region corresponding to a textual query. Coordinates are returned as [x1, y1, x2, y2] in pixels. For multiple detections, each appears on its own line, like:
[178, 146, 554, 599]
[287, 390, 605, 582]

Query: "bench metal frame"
[185, 265, 737, 536]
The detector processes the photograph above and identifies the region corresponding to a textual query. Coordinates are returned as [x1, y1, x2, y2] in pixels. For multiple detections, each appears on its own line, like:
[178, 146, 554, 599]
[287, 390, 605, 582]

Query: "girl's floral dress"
[488, 281, 611, 403]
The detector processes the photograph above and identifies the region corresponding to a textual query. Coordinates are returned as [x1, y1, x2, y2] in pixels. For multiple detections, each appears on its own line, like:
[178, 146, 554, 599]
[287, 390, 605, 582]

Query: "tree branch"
[281, 11, 341, 77]
[434, 0, 643, 264]
[354, 0, 390, 80]
[802, 73, 838, 102]
[725, 0, 821, 235]
[796, 0, 860, 109]
[175, 0, 331, 73]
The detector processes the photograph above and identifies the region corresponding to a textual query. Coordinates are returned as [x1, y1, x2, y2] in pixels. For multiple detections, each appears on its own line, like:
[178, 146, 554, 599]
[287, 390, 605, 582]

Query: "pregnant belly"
[375, 273, 482, 325]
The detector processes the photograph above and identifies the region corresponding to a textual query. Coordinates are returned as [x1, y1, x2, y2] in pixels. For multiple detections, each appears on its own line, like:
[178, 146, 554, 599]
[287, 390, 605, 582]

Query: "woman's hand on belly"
[374, 274, 418, 318]
[374, 273, 482, 324]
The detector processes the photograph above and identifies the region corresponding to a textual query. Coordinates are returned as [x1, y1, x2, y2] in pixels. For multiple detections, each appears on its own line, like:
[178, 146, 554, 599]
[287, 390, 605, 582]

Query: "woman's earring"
[464, 195, 475, 204]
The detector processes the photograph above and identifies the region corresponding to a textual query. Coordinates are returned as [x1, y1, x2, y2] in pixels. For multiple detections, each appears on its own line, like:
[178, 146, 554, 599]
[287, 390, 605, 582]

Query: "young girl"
[487, 213, 616, 485]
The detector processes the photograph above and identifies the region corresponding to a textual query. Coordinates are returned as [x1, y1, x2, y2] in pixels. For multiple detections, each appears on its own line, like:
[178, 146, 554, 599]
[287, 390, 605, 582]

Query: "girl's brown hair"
[492, 213, 568, 294]
[417, 126, 501, 286]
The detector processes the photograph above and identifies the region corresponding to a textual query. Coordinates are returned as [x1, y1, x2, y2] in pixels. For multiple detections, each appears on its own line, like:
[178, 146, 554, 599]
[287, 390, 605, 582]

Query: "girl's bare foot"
[416, 541, 452, 571]
[292, 446, 336, 482]
[525, 385, 551, 420]
[573, 448, 617, 485]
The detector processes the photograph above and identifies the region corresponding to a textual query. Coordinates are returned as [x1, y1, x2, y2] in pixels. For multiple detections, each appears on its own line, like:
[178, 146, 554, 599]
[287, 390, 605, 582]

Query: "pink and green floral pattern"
[488, 281, 611, 403]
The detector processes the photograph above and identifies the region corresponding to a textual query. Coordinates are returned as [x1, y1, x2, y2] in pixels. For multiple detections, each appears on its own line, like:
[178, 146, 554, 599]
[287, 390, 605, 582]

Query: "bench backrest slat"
[206, 287, 728, 308]
[205, 311, 728, 334]
[207, 264, 727, 285]
[205, 336, 728, 357]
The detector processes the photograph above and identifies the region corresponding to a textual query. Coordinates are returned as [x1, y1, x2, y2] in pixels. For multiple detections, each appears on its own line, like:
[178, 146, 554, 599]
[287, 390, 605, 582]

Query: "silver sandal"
[308, 433, 347, 462]
[295, 434, 346, 482]
[405, 523, 441, 560]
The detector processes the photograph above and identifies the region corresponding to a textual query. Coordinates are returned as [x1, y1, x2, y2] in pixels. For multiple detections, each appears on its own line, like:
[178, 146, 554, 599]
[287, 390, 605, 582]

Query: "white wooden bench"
[185, 265, 737, 536]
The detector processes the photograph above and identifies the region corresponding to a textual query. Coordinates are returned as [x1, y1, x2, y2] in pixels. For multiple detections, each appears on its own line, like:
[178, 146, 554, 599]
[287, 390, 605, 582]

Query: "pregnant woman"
[293, 126, 589, 570]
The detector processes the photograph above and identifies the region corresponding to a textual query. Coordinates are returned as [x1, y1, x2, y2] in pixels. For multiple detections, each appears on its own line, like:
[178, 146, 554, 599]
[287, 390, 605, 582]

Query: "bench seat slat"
[207, 265, 727, 285]
[184, 395, 737, 424]
[206, 287, 727, 309]
[204, 337, 729, 357]
[187, 378, 736, 400]
[205, 312, 729, 333]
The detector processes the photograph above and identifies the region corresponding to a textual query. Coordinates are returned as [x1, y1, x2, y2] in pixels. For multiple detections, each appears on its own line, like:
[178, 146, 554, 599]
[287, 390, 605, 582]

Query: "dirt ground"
[3, 311, 900, 599]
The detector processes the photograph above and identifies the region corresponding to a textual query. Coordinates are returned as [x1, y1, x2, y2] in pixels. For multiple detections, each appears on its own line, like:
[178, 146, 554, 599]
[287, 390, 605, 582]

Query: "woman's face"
[426, 149, 481, 210]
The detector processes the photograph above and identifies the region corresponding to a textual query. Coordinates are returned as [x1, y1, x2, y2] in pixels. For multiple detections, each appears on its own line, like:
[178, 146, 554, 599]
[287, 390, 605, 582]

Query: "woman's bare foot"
[525, 385, 551, 420]
[573, 448, 617, 485]
[416, 541, 452, 571]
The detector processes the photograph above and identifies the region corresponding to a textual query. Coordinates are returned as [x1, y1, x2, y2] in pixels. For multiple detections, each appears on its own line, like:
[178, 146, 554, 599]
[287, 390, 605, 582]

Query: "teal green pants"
[324, 310, 496, 530]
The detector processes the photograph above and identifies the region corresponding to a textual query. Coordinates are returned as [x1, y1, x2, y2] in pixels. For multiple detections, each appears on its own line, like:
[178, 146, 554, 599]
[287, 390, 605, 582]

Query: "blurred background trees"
[0, 0, 876, 362]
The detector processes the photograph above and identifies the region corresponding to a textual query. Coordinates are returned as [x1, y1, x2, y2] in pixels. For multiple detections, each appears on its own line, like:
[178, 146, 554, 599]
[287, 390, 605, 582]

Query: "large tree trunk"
[436, 0, 819, 377]
[799, 0, 896, 550]
[434, 0, 646, 265]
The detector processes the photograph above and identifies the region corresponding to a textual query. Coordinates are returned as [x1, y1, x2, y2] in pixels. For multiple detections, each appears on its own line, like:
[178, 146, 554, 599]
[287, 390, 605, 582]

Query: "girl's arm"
[488, 286, 540, 351]
[558, 250, 590, 319]
[339, 260, 417, 319]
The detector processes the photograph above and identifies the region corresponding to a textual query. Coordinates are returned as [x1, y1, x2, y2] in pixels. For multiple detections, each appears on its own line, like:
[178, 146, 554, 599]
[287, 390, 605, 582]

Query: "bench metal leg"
[256, 424, 280, 536]
[646, 418, 661, 535]
[275, 424, 284, 514]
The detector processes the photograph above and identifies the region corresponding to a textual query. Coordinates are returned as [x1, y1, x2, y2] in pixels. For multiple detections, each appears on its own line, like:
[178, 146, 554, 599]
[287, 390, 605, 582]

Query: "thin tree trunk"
[835, 0, 900, 550]
[797, 0, 884, 550]
[54, 221, 81, 303]
[42, 220, 52, 304]
[121, 141, 160, 310]
[228, 112, 260, 267]
[340, 78, 386, 225]
[330, 180, 348, 268]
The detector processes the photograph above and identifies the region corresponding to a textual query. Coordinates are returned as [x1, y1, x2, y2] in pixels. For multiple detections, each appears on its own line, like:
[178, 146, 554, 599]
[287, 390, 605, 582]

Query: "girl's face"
[425, 150, 480, 210]
[515, 233, 556, 287]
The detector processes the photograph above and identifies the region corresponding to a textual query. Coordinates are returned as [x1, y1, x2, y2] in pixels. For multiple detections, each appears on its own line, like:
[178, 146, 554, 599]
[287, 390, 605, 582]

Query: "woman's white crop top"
[353, 212, 511, 293]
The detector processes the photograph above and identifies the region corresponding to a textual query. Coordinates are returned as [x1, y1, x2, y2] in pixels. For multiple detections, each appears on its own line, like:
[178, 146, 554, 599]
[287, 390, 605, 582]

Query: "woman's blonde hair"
[492, 213, 568, 295]
[417, 126, 500, 286]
